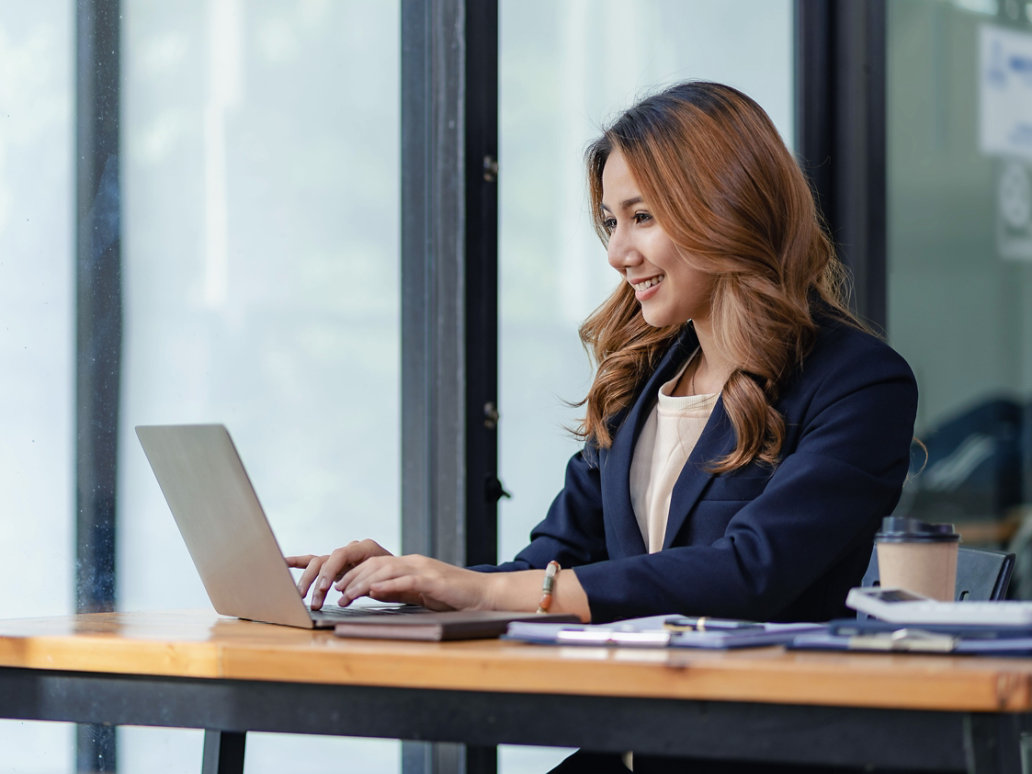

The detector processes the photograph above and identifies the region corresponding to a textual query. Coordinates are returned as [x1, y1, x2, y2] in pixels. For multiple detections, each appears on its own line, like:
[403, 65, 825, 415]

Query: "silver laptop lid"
[135, 424, 316, 628]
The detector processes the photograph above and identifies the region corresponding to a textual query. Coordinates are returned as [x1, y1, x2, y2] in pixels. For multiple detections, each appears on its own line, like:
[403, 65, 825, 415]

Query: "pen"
[663, 615, 764, 632]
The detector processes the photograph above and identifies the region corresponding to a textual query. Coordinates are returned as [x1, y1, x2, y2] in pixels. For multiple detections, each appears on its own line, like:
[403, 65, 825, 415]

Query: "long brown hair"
[578, 81, 858, 472]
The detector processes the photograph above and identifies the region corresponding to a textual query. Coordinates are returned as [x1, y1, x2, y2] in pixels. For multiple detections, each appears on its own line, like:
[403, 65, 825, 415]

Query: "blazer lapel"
[662, 394, 736, 550]
[603, 327, 698, 558]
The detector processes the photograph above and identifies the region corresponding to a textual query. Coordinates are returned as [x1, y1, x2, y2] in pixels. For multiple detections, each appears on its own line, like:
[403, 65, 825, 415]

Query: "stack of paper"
[505, 614, 823, 649]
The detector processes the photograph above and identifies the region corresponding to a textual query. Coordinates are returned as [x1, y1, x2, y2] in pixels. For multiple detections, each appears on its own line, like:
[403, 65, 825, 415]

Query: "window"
[887, 0, 1032, 592]
[0, 3, 75, 770]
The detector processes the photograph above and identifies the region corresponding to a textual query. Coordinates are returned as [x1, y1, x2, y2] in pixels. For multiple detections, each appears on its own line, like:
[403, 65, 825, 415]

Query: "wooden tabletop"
[2, 610, 1032, 713]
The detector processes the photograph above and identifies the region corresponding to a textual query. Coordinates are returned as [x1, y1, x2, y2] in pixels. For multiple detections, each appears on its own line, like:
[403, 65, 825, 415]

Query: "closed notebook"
[332, 610, 580, 641]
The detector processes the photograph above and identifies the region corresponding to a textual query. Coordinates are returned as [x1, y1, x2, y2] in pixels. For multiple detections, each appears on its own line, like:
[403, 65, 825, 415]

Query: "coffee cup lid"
[875, 516, 960, 543]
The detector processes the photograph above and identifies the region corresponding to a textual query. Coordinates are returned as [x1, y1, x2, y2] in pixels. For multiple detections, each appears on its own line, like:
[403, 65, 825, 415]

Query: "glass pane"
[120, 1, 400, 770]
[0, 2, 76, 770]
[886, 1, 1032, 593]
[498, 1, 793, 770]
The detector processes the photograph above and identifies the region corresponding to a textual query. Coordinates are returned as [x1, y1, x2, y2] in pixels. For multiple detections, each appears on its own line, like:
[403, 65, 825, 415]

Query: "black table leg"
[964, 714, 1027, 774]
[202, 730, 246, 774]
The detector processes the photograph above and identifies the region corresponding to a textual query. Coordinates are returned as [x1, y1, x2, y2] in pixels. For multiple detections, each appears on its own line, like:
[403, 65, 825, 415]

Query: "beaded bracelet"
[536, 560, 561, 613]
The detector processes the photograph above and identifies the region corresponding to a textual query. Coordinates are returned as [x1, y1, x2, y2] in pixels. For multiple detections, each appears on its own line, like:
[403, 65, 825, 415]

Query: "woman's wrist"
[485, 567, 591, 622]
[482, 570, 518, 611]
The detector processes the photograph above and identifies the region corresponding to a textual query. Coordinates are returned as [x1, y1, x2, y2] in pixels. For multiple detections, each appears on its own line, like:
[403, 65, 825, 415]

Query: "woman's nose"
[607, 231, 641, 271]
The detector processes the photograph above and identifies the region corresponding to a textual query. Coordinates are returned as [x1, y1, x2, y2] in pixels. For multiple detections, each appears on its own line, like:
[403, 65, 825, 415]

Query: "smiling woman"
[293, 80, 920, 774]
[600, 149, 717, 331]
[580, 82, 856, 470]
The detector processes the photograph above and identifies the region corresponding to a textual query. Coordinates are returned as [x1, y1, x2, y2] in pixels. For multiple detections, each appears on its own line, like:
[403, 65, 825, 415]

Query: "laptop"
[135, 423, 577, 635]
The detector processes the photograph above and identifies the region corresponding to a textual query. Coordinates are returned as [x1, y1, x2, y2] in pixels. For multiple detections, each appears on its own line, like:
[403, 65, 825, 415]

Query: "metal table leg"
[202, 730, 246, 774]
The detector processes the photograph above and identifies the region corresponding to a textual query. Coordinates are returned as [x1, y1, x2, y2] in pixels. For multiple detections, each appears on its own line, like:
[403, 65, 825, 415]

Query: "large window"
[0, 3, 75, 772]
[2, 1, 401, 772]
[886, 0, 1032, 592]
[119, 1, 401, 770]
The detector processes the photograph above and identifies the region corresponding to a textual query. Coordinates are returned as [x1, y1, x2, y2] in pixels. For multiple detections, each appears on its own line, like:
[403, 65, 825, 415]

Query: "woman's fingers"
[293, 555, 327, 600]
[335, 555, 397, 604]
[310, 540, 394, 609]
[365, 575, 451, 610]
[284, 554, 317, 568]
[283, 541, 394, 609]
[291, 546, 477, 612]
[336, 555, 477, 611]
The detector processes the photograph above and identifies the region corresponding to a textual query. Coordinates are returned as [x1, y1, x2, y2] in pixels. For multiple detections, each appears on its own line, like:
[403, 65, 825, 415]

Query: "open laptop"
[136, 423, 575, 634]
[136, 423, 421, 628]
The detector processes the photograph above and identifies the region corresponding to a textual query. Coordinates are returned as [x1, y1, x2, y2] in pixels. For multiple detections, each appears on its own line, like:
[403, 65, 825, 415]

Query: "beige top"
[629, 357, 719, 553]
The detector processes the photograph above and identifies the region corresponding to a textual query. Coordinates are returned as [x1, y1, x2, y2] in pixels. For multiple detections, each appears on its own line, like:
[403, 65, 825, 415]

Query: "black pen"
[663, 615, 764, 632]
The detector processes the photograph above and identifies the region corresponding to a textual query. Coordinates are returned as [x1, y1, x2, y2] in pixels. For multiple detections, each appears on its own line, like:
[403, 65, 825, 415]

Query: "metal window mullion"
[75, 0, 122, 771]
[400, 2, 499, 773]
[794, 0, 887, 330]
[401, 0, 467, 565]
[400, 6, 468, 774]
[462, 0, 499, 569]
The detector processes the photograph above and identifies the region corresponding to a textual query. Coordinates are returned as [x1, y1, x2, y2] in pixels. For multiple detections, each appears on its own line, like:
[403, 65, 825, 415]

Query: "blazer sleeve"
[574, 331, 918, 623]
[473, 444, 610, 573]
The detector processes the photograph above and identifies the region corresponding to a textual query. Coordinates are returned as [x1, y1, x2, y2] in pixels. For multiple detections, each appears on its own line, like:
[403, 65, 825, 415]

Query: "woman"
[291, 80, 917, 637]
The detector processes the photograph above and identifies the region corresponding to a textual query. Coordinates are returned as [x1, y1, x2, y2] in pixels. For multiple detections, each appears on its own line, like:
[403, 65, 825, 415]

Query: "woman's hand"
[335, 555, 496, 612]
[286, 539, 393, 610]
[288, 541, 591, 621]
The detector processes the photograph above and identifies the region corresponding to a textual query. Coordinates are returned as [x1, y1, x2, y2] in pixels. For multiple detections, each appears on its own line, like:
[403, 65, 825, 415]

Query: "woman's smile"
[630, 274, 665, 300]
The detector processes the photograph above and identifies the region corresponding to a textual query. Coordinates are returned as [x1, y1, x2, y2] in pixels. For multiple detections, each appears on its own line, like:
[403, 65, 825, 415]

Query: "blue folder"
[505, 614, 824, 649]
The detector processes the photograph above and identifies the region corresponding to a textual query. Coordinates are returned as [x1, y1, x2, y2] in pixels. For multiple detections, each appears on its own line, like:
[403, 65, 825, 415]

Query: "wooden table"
[2, 611, 1032, 772]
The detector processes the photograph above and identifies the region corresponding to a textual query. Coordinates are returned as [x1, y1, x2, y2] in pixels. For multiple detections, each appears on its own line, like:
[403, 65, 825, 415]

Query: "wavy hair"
[577, 81, 859, 472]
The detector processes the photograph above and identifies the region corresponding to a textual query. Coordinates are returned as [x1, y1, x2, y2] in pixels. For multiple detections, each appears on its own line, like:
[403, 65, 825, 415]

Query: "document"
[505, 614, 823, 649]
[790, 621, 1032, 655]
[829, 617, 1032, 639]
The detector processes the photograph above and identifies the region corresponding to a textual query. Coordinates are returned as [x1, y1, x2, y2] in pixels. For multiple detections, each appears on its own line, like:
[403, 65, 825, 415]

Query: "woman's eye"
[634, 212, 653, 224]
[602, 217, 617, 232]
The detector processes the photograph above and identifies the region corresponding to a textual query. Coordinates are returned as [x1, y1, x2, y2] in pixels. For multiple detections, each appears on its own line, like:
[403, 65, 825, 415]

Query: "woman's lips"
[631, 274, 664, 300]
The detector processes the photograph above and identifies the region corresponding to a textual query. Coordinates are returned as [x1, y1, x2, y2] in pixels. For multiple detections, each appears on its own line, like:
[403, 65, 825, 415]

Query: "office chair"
[861, 545, 1015, 601]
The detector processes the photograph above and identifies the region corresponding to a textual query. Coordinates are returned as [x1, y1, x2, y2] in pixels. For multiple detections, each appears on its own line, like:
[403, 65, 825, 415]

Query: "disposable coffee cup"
[874, 517, 960, 601]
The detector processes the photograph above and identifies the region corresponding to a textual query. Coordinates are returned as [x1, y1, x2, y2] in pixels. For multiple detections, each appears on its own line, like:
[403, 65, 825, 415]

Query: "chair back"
[860, 546, 1015, 601]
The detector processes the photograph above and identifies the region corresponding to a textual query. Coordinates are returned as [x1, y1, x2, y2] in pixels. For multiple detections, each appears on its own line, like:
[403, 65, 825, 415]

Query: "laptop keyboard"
[309, 603, 427, 618]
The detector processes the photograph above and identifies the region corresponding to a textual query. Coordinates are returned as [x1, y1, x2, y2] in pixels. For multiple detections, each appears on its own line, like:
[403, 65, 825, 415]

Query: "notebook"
[136, 423, 576, 635]
[332, 610, 579, 641]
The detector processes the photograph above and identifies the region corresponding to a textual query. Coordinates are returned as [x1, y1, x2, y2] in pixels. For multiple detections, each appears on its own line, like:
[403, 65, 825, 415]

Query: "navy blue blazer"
[482, 318, 918, 623]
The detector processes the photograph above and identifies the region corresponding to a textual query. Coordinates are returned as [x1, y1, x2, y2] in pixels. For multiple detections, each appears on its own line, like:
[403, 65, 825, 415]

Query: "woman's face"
[601, 149, 714, 328]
